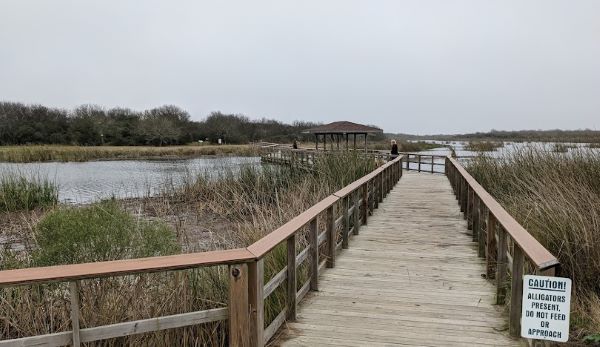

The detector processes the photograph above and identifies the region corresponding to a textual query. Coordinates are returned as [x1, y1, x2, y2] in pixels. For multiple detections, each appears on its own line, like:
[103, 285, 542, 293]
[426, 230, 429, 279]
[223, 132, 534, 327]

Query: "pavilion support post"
[364, 133, 367, 153]
[353, 134, 357, 150]
[315, 134, 318, 151]
[345, 133, 349, 150]
[323, 134, 326, 151]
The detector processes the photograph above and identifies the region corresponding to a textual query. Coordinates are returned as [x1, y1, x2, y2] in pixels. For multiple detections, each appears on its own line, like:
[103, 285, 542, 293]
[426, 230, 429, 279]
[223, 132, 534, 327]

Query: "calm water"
[0, 157, 261, 204]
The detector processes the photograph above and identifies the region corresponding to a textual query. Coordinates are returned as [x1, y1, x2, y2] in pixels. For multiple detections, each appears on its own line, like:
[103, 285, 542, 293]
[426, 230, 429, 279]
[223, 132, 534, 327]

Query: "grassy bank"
[0, 152, 374, 345]
[467, 148, 600, 341]
[0, 175, 57, 212]
[0, 144, 260, 163]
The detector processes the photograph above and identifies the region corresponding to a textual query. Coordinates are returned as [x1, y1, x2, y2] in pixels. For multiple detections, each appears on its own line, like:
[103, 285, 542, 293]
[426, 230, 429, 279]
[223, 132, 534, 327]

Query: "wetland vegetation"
[467, 148, 600, 341]
[0, 151, 375, 345]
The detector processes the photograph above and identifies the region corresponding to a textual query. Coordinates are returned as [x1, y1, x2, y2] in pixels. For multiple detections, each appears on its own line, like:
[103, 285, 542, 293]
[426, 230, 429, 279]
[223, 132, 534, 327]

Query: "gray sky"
[1, 1, 599, 134]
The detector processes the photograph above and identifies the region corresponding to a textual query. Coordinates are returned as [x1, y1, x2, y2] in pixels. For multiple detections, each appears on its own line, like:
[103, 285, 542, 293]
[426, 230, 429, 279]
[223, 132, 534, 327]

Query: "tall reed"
[467, 148, 600, 339]
[0, 174, 58, 212]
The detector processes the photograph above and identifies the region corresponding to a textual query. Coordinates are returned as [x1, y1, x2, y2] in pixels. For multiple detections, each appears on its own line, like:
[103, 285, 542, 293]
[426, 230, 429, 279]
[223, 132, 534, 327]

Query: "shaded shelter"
[303, 121, 383, 152]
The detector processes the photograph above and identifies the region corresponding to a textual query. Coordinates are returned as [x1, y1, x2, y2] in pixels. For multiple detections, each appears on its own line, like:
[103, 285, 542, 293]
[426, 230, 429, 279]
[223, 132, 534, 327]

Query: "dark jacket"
[391, 144, 399, 155]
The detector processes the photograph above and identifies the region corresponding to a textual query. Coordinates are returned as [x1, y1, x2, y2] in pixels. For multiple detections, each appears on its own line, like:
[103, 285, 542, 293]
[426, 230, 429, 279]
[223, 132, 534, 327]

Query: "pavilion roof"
[303, 121, 383, 134]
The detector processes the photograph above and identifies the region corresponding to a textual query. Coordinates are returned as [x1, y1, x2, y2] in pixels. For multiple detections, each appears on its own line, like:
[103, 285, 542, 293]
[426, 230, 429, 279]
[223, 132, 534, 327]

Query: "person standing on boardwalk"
[292, 140, 298, 149]
[390, 140, 399, 159]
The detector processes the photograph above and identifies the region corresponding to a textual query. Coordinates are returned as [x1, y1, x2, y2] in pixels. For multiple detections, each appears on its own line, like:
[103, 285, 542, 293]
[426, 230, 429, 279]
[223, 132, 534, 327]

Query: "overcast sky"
[1, 1, 599, 134]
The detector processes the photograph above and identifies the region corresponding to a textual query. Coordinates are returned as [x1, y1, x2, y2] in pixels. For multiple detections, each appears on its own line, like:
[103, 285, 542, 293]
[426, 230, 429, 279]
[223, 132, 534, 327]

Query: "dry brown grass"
[468, 148, 600, 341]
[0, 144, 260, 163]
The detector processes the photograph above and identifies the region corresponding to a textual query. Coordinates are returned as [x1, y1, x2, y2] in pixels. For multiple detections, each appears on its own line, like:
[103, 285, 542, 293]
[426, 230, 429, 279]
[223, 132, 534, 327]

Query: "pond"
[0, 157, 261, 204]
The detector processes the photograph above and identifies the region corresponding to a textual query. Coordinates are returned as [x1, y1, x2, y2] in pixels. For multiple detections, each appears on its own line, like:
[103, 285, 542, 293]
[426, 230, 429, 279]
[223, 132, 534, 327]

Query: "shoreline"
[0, 144, 262, 163]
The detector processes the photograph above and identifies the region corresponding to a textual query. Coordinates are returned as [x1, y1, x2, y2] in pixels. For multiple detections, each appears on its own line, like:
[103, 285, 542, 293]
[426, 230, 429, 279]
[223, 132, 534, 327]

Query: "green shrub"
[33, 200, 179, 266]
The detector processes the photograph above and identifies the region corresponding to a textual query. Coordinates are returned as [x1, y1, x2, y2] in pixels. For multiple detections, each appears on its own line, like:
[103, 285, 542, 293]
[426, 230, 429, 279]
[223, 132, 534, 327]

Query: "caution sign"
[521, 275, 571, 342]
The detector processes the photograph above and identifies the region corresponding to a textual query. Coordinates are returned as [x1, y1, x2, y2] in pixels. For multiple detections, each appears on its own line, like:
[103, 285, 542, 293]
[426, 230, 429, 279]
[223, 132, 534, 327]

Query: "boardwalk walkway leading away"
[278, 172, 523, 346]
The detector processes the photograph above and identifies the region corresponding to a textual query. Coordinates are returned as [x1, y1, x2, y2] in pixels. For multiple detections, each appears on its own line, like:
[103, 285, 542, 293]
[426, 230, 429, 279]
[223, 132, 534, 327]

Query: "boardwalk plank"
[277, 172, 523, 346]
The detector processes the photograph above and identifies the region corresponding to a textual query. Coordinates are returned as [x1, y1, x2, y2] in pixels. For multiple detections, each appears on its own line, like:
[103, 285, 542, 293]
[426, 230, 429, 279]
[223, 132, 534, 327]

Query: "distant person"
[390, 140, 399, 159]
[292, 140, 298, 149]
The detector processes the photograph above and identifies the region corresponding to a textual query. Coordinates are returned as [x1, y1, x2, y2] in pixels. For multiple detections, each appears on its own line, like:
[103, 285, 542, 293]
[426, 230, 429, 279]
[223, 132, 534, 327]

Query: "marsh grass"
[464, 141, 504, 152]
[0, 144, 260, 163]
[368, 140, 441, 152]
[0, 174, 58, 212]
[467, 148, 600, 339]
[0, 151, 373, 345]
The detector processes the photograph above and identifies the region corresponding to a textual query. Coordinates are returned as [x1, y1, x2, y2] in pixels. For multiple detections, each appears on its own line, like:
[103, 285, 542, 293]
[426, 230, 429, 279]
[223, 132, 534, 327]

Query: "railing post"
[309, 218, 319, 291]
[374, 176, 379, 209]
[248, 259, 264, 347]
[510, 245, 524, 337]
[229, 263, 250, 347]
[466, 186, 472, 223]
[431, 156, 434, 174]
[405, 155, 410, 170]
[486, 213, 497, 279]
[369, 179, 375, 213]
[472, 194, 479, 241]
[69, 281, 81, 347]
[496, 226, 508, 305]
[460, 179, 467, 213]
[342, 196, 349, 249]
[477, 203, 485, 258]
[418, 155, 421, 172]
[287, 235, 297, 320]
[353, 189, 360, 235]
[326, 206, 335, 268]
[362, 183, 368, 225]
[378, 172, 383, 203]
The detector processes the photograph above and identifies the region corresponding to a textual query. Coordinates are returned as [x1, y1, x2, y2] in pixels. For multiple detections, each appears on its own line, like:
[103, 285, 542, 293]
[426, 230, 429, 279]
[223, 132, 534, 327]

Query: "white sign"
[521, 275, 571, 342]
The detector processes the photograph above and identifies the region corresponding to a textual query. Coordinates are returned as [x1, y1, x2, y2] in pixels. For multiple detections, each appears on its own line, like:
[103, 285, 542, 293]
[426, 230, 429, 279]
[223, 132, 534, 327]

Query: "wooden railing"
[260, 148, 392, 167]
[445, 156, 560, 341]
[0, 156, 404, 347]
[401, 153, 447, 174]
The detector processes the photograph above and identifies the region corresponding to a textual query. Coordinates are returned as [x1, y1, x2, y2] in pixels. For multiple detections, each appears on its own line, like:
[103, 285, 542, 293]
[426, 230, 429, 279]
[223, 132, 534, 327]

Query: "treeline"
[391, 129, 600, 143]
[0, 102, 319, 146]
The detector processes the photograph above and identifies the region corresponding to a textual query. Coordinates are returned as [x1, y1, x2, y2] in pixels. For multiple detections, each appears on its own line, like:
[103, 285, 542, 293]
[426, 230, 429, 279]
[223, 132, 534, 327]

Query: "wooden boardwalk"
[277, 172, 524, 346]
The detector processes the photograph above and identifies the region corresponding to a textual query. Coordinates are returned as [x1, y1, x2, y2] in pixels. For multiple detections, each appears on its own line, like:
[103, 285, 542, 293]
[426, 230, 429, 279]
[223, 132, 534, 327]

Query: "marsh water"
[0, 157, 261, 204]
[404, 141, 599, 173]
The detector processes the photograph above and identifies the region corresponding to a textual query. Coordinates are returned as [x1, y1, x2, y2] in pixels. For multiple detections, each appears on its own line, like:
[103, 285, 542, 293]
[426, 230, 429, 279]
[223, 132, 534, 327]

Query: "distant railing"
[260, 148, 391, 167]
[445, 157, 560, 341]
[0, 156, 404, 347]
[401, 153, 447, 174]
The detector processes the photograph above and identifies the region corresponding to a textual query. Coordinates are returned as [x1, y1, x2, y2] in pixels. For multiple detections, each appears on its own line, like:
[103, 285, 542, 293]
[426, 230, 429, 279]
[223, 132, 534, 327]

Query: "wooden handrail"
[246, 195, 338, 257]
[0, 248, 255, 287]
[445, 155, 559, 341]
[446, 157, 558, 269]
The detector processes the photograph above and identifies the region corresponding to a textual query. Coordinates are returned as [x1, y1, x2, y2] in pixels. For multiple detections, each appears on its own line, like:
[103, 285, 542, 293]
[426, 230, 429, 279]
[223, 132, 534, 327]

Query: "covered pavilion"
[303, 121, 383, 152]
